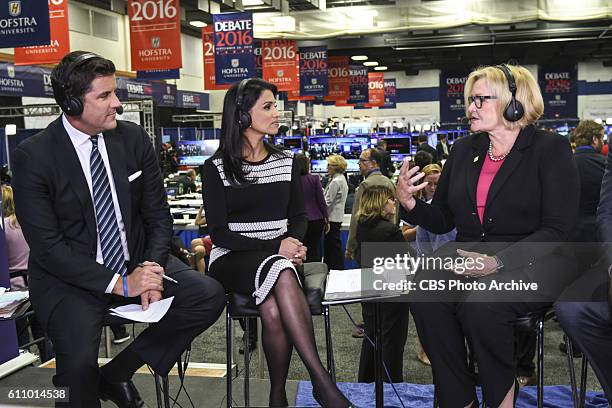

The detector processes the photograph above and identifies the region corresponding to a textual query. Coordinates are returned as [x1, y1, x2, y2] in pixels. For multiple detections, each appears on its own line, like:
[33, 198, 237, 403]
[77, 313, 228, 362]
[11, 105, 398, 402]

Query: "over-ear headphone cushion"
[504, 98, 524, 122]
[238, 110, 251, 129]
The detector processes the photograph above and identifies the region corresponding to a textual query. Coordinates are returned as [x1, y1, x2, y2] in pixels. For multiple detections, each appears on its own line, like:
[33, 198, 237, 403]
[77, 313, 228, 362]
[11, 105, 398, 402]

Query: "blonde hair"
[326, 154, 347, 173]
[573, 120, 604, 147]
[416, 164, 442, 200]
[2, 185, 19, 229]
[356, 185, 395, 223]
[464, 64, 544, 130]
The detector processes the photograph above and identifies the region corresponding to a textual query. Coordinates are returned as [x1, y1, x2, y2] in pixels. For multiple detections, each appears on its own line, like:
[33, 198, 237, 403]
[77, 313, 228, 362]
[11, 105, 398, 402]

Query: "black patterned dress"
[203, 150, 307, 305]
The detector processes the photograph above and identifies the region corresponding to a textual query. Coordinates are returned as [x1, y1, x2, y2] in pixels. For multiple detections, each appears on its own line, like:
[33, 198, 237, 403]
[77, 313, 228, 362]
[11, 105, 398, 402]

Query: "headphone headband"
[235, 78, 250, 108]
[235, 78, 252, 130]
[52, 52, 101, 116]
[497, 64, 517, 95]
[495, 64, 524, 122]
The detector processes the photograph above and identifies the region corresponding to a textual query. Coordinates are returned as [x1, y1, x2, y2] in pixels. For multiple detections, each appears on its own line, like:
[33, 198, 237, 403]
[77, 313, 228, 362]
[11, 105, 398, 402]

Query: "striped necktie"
[90, 136, 127, 276]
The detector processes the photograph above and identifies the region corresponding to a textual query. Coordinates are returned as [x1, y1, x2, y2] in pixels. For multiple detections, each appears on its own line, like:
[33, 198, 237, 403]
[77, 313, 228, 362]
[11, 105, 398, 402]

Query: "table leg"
[374, 302, 383, 408]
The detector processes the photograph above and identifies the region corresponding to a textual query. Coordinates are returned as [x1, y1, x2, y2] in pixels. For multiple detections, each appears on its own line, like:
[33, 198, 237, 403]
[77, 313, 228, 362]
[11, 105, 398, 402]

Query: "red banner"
[128, 0, 182, 71]
[365, 72, 385, 107]
[324, 56, 350, 101]
[335, 100, 354, 107]
[262, 39, 299, 91]
[288, 89, 314, 101]
[14, 0, 70, 66]
[202, 26, 229, 90]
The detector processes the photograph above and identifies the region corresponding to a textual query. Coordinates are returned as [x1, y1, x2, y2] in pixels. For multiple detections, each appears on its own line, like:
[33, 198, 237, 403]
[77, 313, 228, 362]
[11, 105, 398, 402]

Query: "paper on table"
[109, 296, 174, 323]
[325, 269, 362, 294]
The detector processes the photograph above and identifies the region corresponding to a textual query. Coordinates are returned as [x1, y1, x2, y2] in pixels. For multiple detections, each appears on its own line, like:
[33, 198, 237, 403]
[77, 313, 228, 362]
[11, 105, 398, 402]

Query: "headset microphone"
[460, 116, 471, 125]
[115, 105, 124, 115]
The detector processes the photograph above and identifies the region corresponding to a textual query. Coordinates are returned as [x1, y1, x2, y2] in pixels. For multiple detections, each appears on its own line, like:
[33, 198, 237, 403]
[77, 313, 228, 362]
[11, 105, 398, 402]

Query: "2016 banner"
[538, 65, 577, 119]
[366, 72, 385, 107]
[128, 0, 182, 71]
[324, 56, 349, 101]
[440, 71, 469, 123]
[262, 39, 298, 92]
[254, 40, 262, 78]
[287, 89, 314, 101]
[0, 0, 50, 48]
[349, 65, 368, 105]
[213, 11, 255, 85]
[202, 26, 229, 90]
[14, 0, 69, 65]
[299, 46, 328, 97]
[380, 78, 396, 109]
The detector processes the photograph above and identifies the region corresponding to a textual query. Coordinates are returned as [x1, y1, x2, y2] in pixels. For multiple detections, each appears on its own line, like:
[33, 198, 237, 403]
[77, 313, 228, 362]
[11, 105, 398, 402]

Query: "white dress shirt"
[62, 115, 130, 293]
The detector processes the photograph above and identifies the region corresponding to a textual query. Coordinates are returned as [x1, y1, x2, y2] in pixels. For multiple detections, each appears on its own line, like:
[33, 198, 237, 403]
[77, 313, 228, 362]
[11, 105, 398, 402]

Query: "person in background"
[413, 150, 433, 173]
[416, 133, 438, 163]
[436, 133, 450, 160]
[354, 184, 411, 383]
[346, 148, 396, 262]
[377, 139, 396, 178]
[176, 168, 197, 194]
[190, 205, 212, 273]
[399, 63, 579, 407]
[296, 153, 327, 262]
[203, 78, 352, 407]
[323, 154, 349, 271]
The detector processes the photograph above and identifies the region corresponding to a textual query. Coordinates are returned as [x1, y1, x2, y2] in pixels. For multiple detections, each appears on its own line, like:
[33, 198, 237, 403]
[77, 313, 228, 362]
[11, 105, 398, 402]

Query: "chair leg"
[537, 318, 544, 408]
[579, 356, 588, 408]
[162, 375, 170, 408]
[226, 305, 233, 408]
[154, 373, 163, 408]
[257, 318, 265, 379]
[565, 335, 579, 408]
[244, 319, 250, 408]
[323, 305, 336, 383]
[104, 326, 112, 359]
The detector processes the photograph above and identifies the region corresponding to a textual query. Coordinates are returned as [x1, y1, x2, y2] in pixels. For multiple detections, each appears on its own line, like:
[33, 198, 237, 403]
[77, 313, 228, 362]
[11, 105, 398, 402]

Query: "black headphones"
[51, 52, 100, 116]
[496, 64, 524, 122]
[235, 78, 252, 130]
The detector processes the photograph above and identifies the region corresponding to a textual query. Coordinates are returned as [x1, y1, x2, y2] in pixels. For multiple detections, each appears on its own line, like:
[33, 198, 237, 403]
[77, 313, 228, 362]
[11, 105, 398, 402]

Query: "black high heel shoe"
[312, 389, 355, 408]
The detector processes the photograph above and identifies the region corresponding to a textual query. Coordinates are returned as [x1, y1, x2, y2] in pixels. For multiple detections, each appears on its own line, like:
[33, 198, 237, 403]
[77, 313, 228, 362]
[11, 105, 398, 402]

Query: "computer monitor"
[177, 140, 219, 166]
[311, 159, 328, 173]
[282, 137, 303, 152]
[382, 137, 411, 154]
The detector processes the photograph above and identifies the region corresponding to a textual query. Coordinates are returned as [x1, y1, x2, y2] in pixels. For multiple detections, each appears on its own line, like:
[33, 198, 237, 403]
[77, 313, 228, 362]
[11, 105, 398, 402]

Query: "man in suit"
[376, 140, 396, 178]
[416, 134, 438, 163]
[436, 133, 449, 160]
[12, 51, 225, 408]
[555, 120, 612, 402]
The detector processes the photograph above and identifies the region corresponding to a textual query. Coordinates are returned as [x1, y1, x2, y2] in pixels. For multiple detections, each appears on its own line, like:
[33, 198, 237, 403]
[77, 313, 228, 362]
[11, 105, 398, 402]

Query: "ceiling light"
[242, 0, 264, 5]
[363, 61, 378, 67]
[351, 55, 368, 61]
[374, 66, 387, 71]
[189, 20, 207, 28]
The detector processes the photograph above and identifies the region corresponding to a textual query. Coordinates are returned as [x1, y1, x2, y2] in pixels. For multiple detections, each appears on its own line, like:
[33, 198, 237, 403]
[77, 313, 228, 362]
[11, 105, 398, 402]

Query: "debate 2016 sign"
[440, 71, 469, 123]
[128, 0, 182, 71]
[0, 0, 50, 48]
[381, 78, 396, 109]
[324, 56, 349, 101]
[538, 66, 577, 119]
[299, 46, 328, 97]
[202, 26, 229, 90]
[262, 39, 298, 92]
[14, 0, 69, 65]
[213, 12, 255, 84]
[349, 65, 368, 105]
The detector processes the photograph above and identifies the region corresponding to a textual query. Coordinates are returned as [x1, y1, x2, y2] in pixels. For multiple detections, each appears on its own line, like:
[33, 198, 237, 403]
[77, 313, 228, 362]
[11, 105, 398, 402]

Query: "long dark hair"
[215, 78, 284, 186]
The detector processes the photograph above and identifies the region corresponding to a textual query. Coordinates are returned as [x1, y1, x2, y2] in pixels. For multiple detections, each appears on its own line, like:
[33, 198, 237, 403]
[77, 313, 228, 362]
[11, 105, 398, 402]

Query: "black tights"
[259, 269, 350, 407]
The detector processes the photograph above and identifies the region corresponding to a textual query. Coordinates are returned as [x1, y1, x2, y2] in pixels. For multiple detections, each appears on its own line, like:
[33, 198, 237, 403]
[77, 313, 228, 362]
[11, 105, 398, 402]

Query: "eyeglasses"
[468, 95, 497, 109]
[358, 158, 372, 163]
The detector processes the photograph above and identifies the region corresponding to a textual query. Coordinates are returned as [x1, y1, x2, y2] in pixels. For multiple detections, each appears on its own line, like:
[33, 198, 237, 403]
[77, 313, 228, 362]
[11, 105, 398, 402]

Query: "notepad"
[109, 296, 174, 323]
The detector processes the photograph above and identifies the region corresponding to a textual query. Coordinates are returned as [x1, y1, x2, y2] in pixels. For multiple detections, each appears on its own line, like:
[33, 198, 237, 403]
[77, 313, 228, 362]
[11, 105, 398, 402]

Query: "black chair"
[565, 336, 589, 408]
[433, 308, 554, 408]
[225, 262, 335, 408]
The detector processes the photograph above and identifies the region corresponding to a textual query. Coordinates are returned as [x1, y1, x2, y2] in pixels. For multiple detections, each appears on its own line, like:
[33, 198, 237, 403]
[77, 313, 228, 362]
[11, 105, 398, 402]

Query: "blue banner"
[177, 90, 209, 110]
[440, 71, 469, 123]
[116, 78, 153, 101]
[0, 63, 53, 97]
[213, 12, 255, 84]
[254, 40, 262, 78]
[299, 46, 328, 97]
[0, 0, 50, 48]
[349, 65, 368, 105]
[380, 78, 396, 109]
[153, 83, 177, 107]
[137, 69, 180, 80]
[538, 65, 578, 119]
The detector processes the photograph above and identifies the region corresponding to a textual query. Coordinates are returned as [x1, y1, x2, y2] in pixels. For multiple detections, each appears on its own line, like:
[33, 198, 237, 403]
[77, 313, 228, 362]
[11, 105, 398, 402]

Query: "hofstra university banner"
[14, 0, 68, 65]
[128, 0, 182, 71]
[202, 26, 229, 90]
[381, 78, 396, 109]
[440, 71, 469, 123]
[299, 46, 328, 97]
[538, 65, 577, 119]
[0, 0, 50, 48]
[262, 39, 298, 92]
[349, 65, 368, 105]
[213, 11, 255, 85]
[366, 72, 385, 107]
[324, 56, 349, 101]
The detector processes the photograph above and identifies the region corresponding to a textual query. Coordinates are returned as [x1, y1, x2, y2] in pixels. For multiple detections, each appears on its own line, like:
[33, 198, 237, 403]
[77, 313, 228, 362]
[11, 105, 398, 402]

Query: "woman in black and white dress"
[203, 78, 352, 408]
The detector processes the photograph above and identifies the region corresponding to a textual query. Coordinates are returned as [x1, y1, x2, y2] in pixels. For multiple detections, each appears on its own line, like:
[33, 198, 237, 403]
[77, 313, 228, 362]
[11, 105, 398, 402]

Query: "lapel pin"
[473, 155, 479, 163]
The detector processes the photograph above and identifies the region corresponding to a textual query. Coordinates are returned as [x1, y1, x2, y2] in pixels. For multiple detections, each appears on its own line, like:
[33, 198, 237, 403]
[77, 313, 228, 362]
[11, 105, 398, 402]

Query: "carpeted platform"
[295, 381, 610, 408]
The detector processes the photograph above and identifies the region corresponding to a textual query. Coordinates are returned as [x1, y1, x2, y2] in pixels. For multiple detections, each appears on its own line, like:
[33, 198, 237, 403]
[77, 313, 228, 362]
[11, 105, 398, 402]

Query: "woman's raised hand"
[397, 160, 428, 212]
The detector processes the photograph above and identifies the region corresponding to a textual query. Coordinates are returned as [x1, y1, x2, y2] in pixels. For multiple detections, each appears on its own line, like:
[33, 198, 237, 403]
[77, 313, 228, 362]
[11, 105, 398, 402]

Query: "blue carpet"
[295, 381, 610, 407]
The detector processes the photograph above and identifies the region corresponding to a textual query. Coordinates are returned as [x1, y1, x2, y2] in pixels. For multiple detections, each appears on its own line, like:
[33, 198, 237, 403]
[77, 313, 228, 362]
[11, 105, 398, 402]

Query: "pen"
[137, 263, 179, 284]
